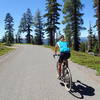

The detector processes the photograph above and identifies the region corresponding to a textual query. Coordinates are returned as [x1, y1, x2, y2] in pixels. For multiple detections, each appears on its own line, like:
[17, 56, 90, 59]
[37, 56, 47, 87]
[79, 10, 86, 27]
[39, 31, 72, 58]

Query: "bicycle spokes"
[62, 65, 72, 91]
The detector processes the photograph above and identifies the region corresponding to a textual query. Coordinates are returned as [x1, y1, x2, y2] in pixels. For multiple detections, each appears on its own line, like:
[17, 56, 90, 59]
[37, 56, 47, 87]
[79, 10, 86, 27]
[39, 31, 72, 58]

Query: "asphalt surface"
[0, 45, 100, 100]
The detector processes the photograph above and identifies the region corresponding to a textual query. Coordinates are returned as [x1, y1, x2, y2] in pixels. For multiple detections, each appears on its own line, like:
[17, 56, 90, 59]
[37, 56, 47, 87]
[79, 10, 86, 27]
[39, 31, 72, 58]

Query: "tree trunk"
[98, 0, 100, 52]
[50, 29, 54, 46]
[73, 0, 80, 51]
[27, 25, 31, 43]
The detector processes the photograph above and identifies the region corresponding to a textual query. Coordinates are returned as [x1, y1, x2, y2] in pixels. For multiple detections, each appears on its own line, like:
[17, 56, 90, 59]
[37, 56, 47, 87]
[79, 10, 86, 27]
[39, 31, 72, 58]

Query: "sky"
[0, 0, 96, 39]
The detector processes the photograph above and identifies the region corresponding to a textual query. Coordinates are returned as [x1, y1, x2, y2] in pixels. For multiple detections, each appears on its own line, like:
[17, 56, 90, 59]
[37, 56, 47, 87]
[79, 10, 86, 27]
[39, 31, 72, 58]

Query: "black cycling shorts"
[58, 52, 71, 63]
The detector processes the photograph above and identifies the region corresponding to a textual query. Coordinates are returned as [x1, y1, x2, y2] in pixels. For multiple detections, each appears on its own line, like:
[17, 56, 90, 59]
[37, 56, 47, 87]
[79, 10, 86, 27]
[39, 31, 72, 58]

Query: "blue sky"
[0, 0, 96, 39]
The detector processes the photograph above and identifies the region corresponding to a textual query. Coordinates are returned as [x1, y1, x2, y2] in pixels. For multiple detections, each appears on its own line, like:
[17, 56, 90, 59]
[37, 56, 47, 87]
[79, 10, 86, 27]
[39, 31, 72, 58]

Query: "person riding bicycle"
[54, 35, 71, 79]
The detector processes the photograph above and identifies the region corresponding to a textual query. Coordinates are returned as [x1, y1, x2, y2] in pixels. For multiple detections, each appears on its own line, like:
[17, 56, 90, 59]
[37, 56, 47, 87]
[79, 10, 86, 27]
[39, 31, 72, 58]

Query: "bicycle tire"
[63, 65, 72, 91]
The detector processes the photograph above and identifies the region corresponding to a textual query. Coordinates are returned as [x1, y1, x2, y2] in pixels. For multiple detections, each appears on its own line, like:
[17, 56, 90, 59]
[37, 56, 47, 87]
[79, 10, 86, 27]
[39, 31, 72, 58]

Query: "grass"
[44, 45, 55, 50]
[0, 43, 14, 56]
[71, 51, 100, 75]
[15, 43, 33, 45]
[44, 45, 100, 75]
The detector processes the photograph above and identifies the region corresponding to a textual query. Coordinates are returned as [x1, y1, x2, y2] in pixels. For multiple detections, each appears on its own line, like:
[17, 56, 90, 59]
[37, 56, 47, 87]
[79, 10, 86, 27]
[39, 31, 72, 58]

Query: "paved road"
[0, 45, 100, 100]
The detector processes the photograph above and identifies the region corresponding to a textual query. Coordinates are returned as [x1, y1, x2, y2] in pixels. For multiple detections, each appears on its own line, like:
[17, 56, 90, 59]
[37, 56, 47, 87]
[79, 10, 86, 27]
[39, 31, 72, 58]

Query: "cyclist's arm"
[69, 41, 73, 48]
[55, 44, 59, 54]
[66, 40, 72, 48]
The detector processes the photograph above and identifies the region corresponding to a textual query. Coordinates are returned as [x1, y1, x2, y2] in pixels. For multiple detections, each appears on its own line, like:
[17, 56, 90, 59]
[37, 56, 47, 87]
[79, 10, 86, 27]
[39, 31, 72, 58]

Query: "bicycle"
[53, 54, 72, 91]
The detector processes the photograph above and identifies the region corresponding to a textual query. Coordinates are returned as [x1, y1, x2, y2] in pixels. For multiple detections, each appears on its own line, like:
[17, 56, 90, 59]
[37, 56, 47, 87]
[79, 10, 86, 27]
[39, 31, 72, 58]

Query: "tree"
[80, 42, 87, 52]
[87, 23, 98, 53]
[16, 30, 22, 43]
[4, 13, 14, 46]
[2, 34, 7, 43]
[92, 34, 98, 53]
[18, 13, 27, 33]
[44, 0, 61, 46]
[34, 10, 44, 45]
[19, 8, 33, 43]
[63, 24, 72, 43]
[94, 0, 100, 52]
[87, 23, 93, 51]
[17, 13, 26, 43]
[62, 0, 84, 51]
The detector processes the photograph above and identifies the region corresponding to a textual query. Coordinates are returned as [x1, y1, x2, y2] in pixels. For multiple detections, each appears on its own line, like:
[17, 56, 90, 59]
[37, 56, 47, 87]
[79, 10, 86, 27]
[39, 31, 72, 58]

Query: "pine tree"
[92, 34, 98, 53]
[63, 24, 72, 43]
[80, 42, 86, 52]
[87, 23, 93, 51]
[19, 9, 33, 43]
[25, 9, 33, 43]
[17, 13, 26, 43]
[62, 0, 84, 51]
[2, 34, 7, 43]
[18, 13, 27, 33]
[87, 23, 98, 53]
[34, 10, 44, 45]
[44, 0, 61, 46]
[94, 0, 100, 52]
[16, 30, 21, 43]
[15, 34, 18, 43]
[4, 13, 14, 46]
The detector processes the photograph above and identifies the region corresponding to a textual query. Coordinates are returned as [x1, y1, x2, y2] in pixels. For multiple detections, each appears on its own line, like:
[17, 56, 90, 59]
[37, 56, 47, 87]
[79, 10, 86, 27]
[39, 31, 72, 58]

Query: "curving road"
[0, 45, 100, 100]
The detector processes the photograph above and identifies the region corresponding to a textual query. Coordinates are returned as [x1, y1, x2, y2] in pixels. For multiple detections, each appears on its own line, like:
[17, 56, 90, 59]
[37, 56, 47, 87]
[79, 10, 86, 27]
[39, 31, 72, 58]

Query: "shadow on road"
[70, 80, 95, 99]
[60, 80, 95, 99]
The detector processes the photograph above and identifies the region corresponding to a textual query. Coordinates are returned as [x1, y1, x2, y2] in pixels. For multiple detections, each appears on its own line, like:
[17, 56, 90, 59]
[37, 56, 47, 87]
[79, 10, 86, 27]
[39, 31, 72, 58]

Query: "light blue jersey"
[57, 41, 70, 52]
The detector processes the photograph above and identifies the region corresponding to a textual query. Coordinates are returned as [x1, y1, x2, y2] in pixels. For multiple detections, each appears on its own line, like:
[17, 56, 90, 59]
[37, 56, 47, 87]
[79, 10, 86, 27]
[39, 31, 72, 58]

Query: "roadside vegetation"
[0, 43, 14, 56]
[44, 45, 100, 75]
[1, 0, 100, 54]
[0, 0, 100, 74]
[15, 43, 33, 45]
[71, 50, 100, 75]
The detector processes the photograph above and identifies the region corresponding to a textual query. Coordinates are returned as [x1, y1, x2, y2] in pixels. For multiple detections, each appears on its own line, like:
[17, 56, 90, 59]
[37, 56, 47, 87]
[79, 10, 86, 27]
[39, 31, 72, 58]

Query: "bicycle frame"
[53, 54, 72, 91]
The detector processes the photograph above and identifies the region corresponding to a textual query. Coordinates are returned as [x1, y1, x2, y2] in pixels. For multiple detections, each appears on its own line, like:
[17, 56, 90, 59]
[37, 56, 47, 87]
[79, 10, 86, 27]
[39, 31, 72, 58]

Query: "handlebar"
[53, 54, 60, 58]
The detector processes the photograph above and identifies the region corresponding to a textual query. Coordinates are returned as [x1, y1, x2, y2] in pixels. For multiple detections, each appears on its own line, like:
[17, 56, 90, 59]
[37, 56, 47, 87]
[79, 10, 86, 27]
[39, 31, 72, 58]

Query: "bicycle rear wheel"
[63, 65, 72, 91]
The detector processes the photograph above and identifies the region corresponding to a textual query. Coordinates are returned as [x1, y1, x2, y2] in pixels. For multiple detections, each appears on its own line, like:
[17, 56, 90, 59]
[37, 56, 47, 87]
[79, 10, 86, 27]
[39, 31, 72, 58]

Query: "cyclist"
[54, 35, 71, 79]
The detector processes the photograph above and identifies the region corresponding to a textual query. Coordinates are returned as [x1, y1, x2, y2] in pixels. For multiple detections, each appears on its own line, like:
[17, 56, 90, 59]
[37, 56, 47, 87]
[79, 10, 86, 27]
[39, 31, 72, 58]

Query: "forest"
[0, 0, 100, 55]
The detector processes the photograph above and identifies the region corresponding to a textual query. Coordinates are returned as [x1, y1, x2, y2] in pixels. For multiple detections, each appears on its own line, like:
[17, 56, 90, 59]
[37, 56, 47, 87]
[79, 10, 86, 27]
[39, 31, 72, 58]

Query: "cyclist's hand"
[53, 54, 56, 58]
[53, 54, 55, 58]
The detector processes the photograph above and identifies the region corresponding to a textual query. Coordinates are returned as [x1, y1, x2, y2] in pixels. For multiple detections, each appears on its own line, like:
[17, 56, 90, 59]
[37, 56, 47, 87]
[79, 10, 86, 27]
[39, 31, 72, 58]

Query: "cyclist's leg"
[62, 53, 70, 77]
[64, 52, 71, 67]
[66, 59, 68, 67]
[57, 53, 63, 78]
[58, 63, 62, 77]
